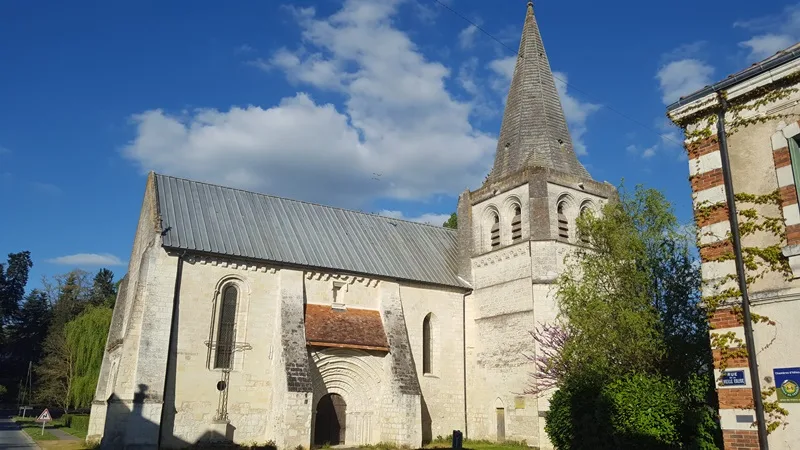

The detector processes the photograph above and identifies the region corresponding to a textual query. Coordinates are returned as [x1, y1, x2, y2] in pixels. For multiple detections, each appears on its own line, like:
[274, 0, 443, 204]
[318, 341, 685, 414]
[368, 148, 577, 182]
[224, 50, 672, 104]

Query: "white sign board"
[36, 408, 52, 423]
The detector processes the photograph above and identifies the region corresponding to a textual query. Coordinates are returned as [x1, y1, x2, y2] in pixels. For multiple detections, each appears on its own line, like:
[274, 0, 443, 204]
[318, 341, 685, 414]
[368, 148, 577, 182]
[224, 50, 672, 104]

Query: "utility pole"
[715, 92, 769, 449]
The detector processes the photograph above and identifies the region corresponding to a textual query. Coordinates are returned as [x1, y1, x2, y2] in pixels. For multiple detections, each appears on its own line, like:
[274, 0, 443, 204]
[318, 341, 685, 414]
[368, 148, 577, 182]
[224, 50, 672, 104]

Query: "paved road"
[0, 417, 38, 449]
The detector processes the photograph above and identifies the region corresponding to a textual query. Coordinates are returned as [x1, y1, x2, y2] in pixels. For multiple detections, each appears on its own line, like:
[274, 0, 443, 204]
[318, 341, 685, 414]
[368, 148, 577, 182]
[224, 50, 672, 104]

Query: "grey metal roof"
[667, 42, 800, 112]
[488, 2, 591, 182]
[153, 173, 463, 288]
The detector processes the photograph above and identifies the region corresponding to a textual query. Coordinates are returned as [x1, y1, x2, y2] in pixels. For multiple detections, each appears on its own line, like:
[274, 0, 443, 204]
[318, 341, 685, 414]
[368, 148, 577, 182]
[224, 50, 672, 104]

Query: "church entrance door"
[315, 393, 347, 446]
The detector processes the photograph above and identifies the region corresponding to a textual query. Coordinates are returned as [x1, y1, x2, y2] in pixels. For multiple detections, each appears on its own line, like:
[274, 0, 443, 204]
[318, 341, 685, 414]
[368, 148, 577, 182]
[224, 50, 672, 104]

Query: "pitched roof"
[304, 304, 389, 352]
[488, 2, 591, 182]
[667, 42, 800, 111]
[153, 173, 463, 287]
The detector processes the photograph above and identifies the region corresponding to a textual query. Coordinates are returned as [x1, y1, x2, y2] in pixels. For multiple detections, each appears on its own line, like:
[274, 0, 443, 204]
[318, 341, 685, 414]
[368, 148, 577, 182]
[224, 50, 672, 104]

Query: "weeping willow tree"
[65, 305, 112, 408]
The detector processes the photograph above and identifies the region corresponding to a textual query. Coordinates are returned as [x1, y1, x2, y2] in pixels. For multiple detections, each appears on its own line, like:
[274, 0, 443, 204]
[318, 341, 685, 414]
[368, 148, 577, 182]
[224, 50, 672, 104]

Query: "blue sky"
[1, 0, 799, 289]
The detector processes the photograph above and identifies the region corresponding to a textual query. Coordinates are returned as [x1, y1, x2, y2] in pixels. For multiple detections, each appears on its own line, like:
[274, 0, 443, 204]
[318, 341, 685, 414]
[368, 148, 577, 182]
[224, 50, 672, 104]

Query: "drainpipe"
[462, 292, 469, 439]
[158, 251, 186, 449]
[715, 92, 769, 449]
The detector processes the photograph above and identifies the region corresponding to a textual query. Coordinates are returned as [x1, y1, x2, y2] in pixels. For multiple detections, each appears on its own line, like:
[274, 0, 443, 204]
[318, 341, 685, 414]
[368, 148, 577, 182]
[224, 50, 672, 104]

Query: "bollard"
[452, 430, 463, 450]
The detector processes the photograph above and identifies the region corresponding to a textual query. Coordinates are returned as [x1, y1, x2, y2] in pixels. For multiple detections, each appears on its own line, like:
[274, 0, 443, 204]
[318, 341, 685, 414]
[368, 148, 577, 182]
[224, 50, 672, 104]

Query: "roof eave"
[666, 47, 800, 114]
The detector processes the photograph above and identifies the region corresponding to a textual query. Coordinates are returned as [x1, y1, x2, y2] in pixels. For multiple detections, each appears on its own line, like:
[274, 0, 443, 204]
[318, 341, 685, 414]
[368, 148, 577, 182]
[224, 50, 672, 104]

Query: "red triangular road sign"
[36, 408, 52, 422]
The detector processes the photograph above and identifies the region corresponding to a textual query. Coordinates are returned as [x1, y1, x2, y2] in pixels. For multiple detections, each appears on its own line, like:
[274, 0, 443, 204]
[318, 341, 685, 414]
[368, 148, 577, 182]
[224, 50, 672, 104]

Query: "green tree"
[442, 213, 457, 229]
[0, 251, 33, 321]
[540, 185, 721, 449]
[7, 290, 52, 380]
[65, 305, 112, 408]
[89, 269, 117, 307]
[0, 251, 33, 401]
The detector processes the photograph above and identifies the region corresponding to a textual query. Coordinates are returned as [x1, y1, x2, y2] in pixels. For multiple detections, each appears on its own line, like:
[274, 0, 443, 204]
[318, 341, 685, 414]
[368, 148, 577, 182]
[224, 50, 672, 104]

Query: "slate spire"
[488, 2, 591, 182]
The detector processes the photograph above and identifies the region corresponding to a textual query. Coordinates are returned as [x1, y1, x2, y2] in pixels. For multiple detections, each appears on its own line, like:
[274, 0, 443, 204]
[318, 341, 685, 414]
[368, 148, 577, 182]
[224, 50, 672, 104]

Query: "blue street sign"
[721, 370, 746, 386]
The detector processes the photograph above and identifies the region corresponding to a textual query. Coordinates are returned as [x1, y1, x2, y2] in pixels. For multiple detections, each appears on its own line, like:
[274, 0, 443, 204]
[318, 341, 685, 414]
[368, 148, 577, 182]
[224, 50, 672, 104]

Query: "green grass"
[57, 414, 90, 439]
[425, 436, 530, 450]
[13, 416, 59, 441]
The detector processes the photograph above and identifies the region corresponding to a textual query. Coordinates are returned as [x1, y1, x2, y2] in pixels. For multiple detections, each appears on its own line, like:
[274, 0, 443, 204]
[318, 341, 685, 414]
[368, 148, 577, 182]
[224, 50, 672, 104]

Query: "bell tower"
[458, 3, 616, 448]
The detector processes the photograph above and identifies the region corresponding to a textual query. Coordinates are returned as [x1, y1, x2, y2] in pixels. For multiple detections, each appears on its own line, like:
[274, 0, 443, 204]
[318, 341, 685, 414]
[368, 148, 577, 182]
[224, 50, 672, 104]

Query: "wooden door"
[496, 407, 505, 442]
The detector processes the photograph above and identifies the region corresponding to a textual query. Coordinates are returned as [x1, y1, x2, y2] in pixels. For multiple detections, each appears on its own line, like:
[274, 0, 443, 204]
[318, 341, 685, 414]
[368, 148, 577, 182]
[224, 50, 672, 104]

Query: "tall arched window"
[422, 313, 433, 374]
[214, 285, 238, 369]
[511, 205, 522, 242]
[490, 213, 500, 249]
[557, 202, 569, 241]
[579, 207, 591, 244]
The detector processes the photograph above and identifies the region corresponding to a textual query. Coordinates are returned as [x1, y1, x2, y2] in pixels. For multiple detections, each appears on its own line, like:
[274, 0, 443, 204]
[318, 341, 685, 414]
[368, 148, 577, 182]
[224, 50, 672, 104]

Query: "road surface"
[0, 415, 38, 449]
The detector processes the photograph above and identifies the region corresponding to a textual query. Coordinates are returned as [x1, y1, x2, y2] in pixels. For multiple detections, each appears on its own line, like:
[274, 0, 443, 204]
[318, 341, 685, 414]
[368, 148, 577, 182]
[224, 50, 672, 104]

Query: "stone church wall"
[401, 283, 466, 442]
[160, 257, 284, 447]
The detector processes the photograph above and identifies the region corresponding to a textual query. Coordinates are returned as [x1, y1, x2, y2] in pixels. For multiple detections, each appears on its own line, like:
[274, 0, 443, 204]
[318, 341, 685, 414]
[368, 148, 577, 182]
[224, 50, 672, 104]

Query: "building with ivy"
[667, 43, 800, 450]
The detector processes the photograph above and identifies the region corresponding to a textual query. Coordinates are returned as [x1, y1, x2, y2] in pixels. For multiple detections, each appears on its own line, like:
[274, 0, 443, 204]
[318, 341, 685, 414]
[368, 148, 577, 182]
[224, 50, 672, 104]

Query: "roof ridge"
[153, 172, 457, 233]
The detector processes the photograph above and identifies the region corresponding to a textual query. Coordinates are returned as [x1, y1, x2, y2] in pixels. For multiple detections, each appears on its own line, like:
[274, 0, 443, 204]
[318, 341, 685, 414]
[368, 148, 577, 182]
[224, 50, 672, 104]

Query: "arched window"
[579, 207, 591, 244]
[423, 313, 433, 374]
[557, 202, 569, 241]
[511, 205, 522, 242]
[490, 213, 500, 249]
[214, 285, 238, 369]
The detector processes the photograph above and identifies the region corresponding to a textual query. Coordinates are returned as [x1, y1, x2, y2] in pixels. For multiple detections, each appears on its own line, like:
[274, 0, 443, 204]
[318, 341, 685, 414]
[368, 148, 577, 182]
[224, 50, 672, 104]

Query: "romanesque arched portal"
[310, 348, 383, 446]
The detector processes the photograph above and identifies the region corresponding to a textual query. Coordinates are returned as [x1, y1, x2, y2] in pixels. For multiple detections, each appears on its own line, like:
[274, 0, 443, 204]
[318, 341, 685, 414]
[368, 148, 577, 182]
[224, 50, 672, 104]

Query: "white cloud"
[738, 34, 795, 61]
[0, 146, 10, 155]
[488, 56, 515, 93]
[656, 59, 714, 105]
[124, 0, 496, 208]
[47, 253, 126, 267]
[459, 24, 479, 49]
[734, 4, 800, 62]
[552, 72, 601, 156]
[378, 209, 451, 226]
[626, 144, 656, 159]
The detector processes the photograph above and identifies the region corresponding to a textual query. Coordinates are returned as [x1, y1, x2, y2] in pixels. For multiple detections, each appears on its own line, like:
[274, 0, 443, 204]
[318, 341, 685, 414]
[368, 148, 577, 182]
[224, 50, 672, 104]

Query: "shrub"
[70, 415, 91, 434]
[603, 374, 682, 449]
[546, 374, 685, 450]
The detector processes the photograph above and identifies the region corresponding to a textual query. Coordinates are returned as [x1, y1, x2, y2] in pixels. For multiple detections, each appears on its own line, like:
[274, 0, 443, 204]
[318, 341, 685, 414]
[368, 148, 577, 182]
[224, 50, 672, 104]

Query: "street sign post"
[36, 408, 52, 435]
[18, 406, 32, 418]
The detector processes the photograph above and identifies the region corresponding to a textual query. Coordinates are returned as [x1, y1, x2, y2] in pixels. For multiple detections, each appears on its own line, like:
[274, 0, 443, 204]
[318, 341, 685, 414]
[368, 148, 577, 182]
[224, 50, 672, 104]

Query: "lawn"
[13, 416, 59, 441]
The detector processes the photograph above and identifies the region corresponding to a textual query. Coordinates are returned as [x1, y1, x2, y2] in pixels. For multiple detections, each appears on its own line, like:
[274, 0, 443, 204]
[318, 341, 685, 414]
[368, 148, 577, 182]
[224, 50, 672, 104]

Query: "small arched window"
[579, 207, 591, 244]
[557, 202, 569, 241]
[511, 205, 522, 242]
[423, 313, 433, 374]
[490, 213, 500, 248]
[214, 285, 238, 369]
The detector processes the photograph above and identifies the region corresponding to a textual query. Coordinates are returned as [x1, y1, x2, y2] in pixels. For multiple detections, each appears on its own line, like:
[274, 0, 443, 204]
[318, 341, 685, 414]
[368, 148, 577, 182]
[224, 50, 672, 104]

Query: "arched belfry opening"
[314, 393, 347, 446]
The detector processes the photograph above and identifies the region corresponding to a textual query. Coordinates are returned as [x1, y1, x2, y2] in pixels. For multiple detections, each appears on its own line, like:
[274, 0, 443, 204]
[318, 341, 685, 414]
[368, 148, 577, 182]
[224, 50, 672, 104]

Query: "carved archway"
[310, 348, 383, 446]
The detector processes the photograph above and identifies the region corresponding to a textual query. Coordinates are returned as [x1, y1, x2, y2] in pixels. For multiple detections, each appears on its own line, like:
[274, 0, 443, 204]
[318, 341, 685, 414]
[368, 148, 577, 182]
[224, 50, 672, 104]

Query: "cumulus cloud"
[124, 0, 495, 208]
[378, 209, 451, 226]
[552, 72, 601, 156]
[47, 253, 126, 267]
[738, 34, 795, 61]
[458, 24, 479, 49]
[656, 59, 714, 105]
[734, 4, 800, 62]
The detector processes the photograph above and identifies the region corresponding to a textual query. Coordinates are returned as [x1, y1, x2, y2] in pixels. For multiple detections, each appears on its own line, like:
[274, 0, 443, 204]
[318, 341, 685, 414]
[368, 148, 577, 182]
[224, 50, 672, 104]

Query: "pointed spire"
[488, 3, 590, 182]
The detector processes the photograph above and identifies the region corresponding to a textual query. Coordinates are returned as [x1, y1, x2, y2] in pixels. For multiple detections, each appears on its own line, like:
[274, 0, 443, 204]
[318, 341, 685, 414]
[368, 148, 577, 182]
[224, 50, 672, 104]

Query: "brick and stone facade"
[668, 44, 800, 450]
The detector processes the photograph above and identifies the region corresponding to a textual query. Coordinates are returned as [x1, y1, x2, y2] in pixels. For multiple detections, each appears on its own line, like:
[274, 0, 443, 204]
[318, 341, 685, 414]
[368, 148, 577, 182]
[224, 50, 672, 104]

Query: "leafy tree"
[66, 305, 112, 408]
[89, 269, 117, 307]
[539, 185, 721, 449]
[36, 325, 74, 409]
[0, 251, 33, 401]
[0, 251, 33, 321]
[6, 290, 52, 384]
[442, 213, 457, 229]
[45, 270, 92, 329]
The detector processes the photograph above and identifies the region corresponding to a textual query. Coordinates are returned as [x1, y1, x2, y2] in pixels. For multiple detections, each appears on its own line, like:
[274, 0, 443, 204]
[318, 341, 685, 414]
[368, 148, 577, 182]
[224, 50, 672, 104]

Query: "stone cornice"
[473, 243, 529, 268]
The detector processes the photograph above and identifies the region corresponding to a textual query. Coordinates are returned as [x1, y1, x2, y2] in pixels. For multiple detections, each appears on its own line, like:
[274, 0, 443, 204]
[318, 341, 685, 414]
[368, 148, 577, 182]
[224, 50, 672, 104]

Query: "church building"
[87, 3, 616, 449]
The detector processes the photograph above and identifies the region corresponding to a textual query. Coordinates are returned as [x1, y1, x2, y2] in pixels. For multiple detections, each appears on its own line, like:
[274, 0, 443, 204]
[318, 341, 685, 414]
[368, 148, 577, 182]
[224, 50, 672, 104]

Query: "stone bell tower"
[457, 2, 616, 448]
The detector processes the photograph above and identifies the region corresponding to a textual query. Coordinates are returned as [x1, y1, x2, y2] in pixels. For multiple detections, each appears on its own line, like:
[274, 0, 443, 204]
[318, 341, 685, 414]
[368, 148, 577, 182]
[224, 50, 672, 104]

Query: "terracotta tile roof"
[304, 304, 389, 352]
